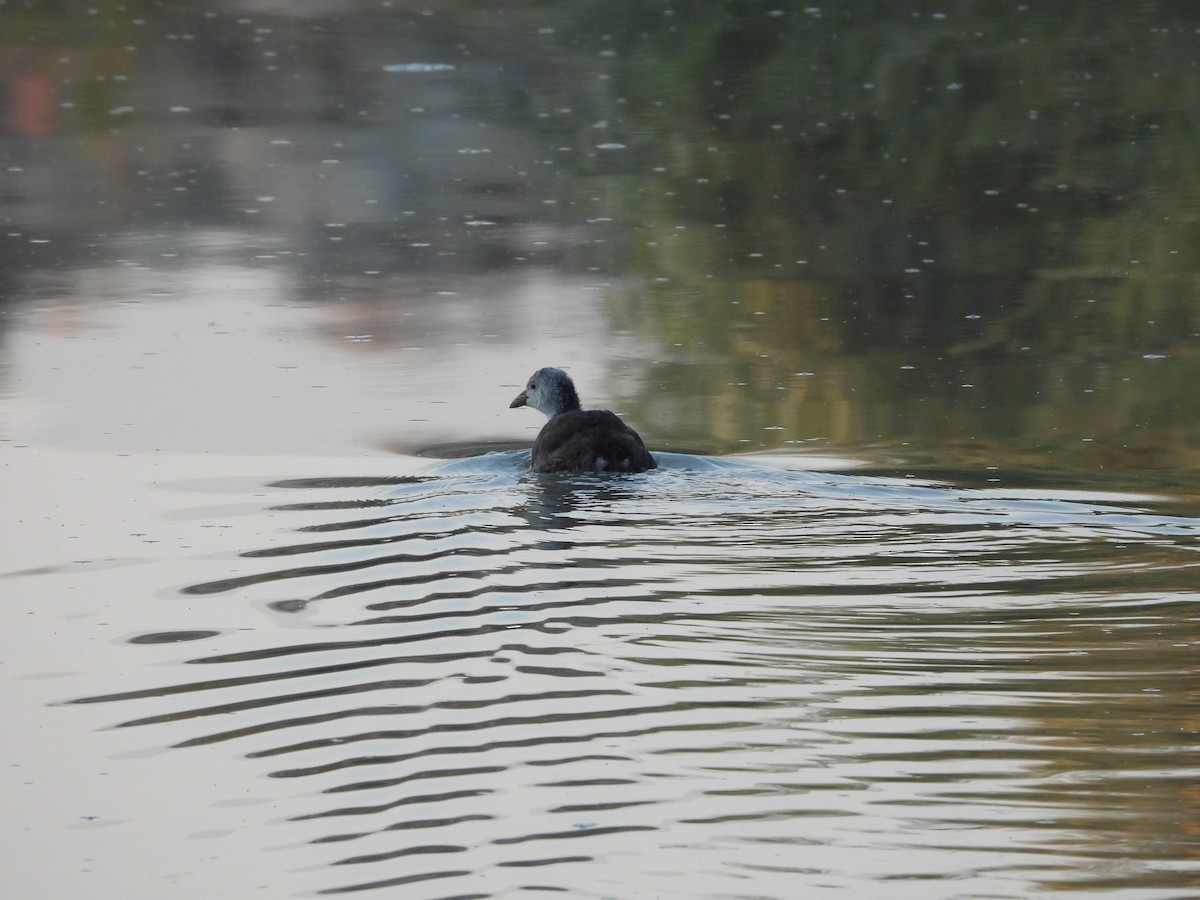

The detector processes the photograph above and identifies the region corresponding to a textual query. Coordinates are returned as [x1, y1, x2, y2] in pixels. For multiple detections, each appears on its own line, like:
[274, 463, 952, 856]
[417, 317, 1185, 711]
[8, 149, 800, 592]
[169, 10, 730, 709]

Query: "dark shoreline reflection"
[3, 3, 1200, 467]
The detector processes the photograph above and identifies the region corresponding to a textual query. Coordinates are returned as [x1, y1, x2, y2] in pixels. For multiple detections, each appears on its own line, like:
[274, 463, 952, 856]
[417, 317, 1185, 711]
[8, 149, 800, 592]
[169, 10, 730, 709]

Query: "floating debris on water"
[383, 62, 456, 73]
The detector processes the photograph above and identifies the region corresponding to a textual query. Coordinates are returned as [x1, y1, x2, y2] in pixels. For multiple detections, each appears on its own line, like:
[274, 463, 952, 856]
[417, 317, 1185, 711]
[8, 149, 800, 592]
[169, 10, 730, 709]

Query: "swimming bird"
[509, 367, 657, 474]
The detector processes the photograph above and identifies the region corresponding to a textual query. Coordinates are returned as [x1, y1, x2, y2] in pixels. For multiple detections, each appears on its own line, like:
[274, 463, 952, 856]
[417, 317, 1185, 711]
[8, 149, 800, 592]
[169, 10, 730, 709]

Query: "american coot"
[509, 367, 657, 474]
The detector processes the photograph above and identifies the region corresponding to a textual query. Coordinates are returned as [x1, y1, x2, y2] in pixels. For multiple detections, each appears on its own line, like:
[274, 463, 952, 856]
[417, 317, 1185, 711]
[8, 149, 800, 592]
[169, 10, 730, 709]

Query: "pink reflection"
[4, 66, 54, 137]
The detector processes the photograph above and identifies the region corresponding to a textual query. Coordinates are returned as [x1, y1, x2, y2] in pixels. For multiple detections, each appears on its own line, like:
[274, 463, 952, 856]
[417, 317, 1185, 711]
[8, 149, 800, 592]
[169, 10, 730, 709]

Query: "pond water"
[3, 3, 1200, 899]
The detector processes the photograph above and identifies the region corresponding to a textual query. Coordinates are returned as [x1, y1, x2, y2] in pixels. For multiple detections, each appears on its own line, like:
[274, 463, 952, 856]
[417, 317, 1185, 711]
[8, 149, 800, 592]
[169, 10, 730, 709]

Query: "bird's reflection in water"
[514, 467, 659, 535]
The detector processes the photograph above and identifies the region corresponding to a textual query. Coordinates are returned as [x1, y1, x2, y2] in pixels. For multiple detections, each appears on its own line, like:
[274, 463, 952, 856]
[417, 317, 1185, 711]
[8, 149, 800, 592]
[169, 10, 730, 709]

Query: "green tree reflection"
[538, 1, 1200, 471]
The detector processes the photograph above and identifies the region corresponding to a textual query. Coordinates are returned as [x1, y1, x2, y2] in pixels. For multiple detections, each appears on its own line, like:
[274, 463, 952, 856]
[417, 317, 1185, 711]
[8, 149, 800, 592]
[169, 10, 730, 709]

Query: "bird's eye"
[529, 382, 536, 390]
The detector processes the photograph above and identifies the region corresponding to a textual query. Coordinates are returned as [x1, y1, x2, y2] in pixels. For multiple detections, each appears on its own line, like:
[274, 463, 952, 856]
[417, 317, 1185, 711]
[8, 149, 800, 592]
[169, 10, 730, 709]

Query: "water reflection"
[67, 454, 1200, 897]
[4, 2, 1200, 463]
[5, 3, 1200, 897]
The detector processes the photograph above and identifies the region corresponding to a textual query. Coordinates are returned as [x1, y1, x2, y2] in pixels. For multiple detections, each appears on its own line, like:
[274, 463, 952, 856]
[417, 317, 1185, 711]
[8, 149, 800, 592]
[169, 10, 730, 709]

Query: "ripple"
[66, 453, 1200, 897]
[127, 629, 223, 644]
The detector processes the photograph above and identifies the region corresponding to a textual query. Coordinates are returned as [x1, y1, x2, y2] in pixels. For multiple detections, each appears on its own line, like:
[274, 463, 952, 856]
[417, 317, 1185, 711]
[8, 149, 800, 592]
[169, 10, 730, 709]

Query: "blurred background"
[2, 0, 1198, 480]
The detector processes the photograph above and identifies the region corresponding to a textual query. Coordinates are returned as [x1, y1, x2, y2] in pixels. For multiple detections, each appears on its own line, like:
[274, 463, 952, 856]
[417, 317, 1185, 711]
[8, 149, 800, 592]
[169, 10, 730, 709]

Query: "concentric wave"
[70, 452, 1200, 898]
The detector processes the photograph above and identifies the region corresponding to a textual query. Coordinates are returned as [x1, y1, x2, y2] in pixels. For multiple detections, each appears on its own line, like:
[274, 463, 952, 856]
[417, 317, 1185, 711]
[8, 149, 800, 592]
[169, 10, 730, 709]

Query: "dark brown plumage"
[510, 367, 657, 474]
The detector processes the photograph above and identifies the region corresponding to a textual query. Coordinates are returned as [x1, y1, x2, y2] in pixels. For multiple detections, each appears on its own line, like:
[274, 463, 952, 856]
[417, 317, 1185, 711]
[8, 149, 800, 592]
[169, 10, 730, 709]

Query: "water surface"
[3, 3, 1200, 898]
[7, 447, 1195, 897]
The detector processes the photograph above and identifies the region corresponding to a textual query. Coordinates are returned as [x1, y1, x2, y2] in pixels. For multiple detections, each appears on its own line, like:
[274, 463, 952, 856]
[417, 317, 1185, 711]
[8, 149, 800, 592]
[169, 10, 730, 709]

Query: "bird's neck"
[548, 385, 582, 418]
